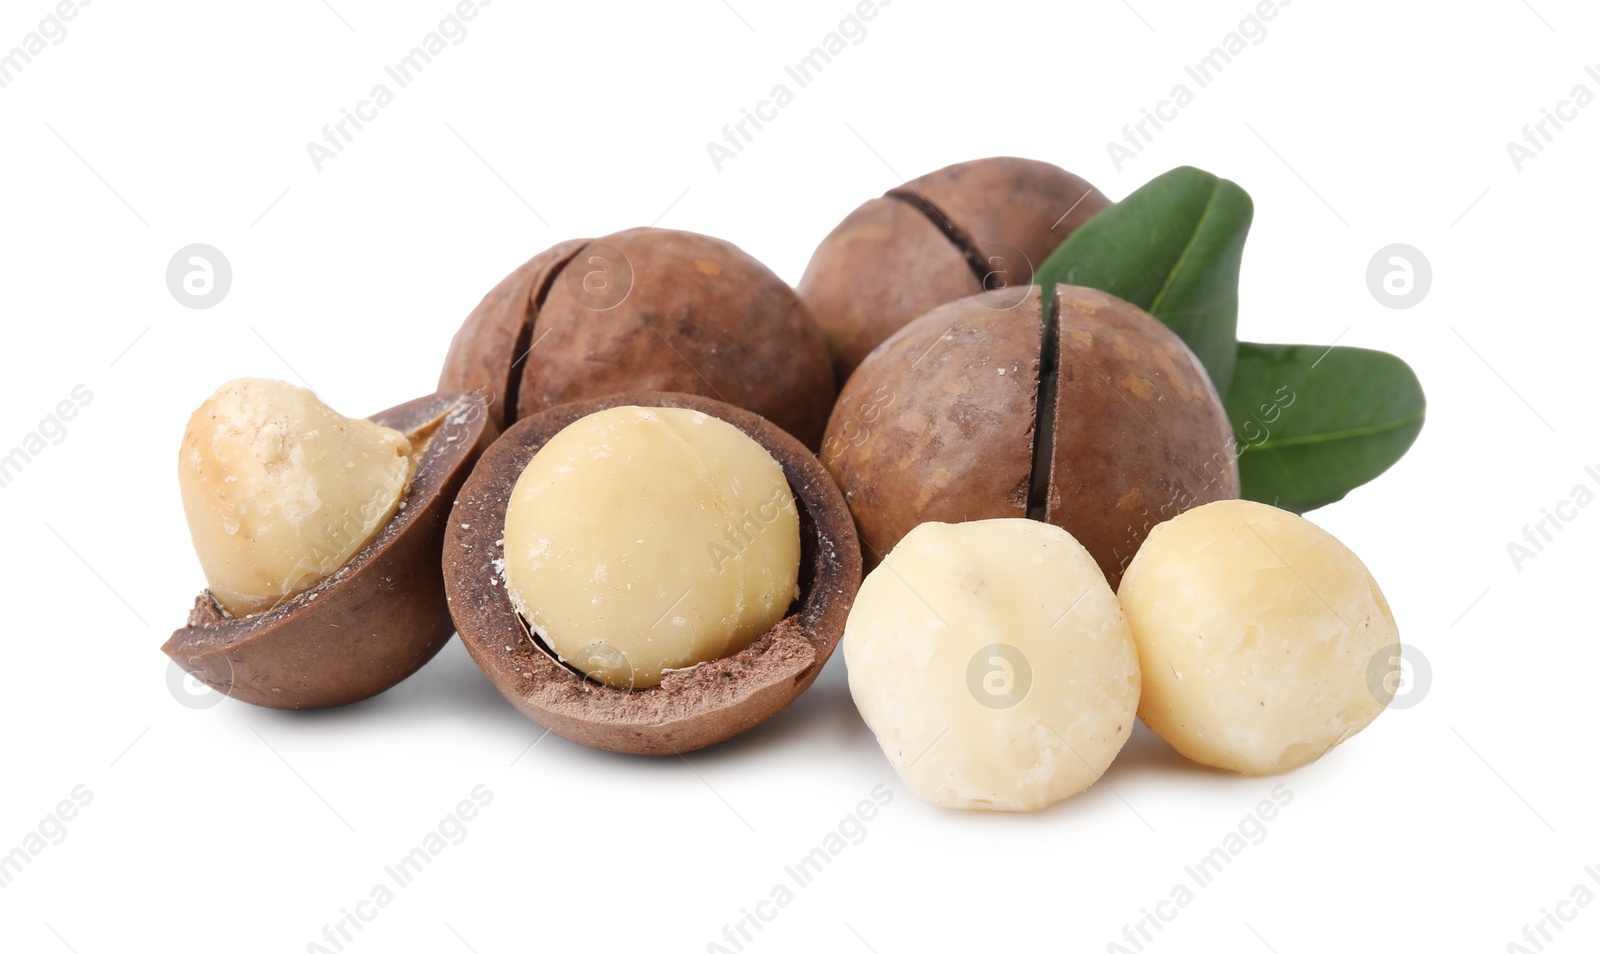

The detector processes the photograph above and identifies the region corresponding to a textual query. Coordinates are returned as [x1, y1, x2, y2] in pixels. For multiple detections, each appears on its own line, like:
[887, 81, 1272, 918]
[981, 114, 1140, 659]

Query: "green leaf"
[1225, 342, 1425, 513]
[1034, 166, 1252, 392]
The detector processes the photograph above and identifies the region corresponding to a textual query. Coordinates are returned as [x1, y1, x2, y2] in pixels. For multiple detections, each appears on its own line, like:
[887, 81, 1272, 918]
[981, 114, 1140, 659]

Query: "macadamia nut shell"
[799, 157, 1110, 380]
[443, 392, 862, 755]
[163, 391, 494, 709]
[439, 230, 836, 448]
[823, 285, 1238, 585]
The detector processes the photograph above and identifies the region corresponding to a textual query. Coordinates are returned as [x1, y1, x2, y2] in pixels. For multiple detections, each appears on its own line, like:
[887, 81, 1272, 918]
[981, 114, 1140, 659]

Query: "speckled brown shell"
[895, 157, 1109, 278]
[443, 392, 862, 755]
[798, 157, 1110, 382]
[439, 229, 836, 449]
[162, 391, 495, 709]
[438, 239, 589, 429]
[823, 286, 1238, 586]
[1045, 287, 1240, 583]
[797, 198, 981, 382]
[821, 287, 1044, 564]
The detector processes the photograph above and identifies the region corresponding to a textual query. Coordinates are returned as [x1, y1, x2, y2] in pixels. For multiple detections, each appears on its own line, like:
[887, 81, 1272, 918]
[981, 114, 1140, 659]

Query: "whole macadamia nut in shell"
[1118, 499, 1401, 775]
[843, 518, 1140, 812]
[439, 228, 836, 448]
[798, 157, 1110, 380]
[443, 392, 863, 755]
[822, 284, 1239, 586]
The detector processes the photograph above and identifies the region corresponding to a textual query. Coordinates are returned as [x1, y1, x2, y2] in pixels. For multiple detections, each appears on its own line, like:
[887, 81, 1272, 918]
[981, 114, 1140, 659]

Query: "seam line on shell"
[883, 188, 995, 290]
[507, 242, 591, 428]
[1027, 288, 1060, 522]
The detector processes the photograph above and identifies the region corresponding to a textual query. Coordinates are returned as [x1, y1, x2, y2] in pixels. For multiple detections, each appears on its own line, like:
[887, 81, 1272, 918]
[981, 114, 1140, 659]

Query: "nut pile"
[844, 504, 1399, 811]
[163, 154, 1408, 799]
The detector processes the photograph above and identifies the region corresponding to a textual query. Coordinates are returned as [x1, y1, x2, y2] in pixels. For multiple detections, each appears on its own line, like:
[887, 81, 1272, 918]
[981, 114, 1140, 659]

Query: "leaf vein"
[1240, 411, 1424, 452]
[1146, 180, 1222, 317]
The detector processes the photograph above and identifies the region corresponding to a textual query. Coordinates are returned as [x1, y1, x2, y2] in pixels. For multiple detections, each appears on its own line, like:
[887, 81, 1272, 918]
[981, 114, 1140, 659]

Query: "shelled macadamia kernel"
[178, 378, 414, 617]
[501, 405, 801, 689]
[1118, 499, 1401, 775]
[844, 519, 1140, 812]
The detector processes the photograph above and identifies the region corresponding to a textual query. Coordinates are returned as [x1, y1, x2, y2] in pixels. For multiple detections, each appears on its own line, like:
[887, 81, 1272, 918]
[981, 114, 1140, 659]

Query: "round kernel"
[843, 519, 1140, 812]
[1118, 499, 1400, 775]
[501, 405, 800, 689]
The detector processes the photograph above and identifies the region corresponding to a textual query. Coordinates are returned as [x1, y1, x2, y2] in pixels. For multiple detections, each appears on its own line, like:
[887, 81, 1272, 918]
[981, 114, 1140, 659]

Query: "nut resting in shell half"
[164, 388, 494, 709]
[798, 156, 1111, 381]
[823, 284, 1239, 586]
[438, 228, 837, 449]
[443, 391, 862, 755]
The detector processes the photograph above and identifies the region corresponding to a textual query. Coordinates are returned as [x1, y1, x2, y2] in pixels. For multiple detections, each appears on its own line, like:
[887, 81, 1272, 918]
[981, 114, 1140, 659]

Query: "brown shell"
[443, 392, 862, 755]
[521, 228, 835, 449]
[822, 287, 1043, 565]
[438, 239, 589, 429]
[162, 391, 495, 709]
[894, 156, 1110, 284]
[439, 229, 836, 449]
[821, 286, 1238, 585]
[798, 157, 1110, 382]
[1046, 287, 1239, 584]
[797, 198, 980, 383]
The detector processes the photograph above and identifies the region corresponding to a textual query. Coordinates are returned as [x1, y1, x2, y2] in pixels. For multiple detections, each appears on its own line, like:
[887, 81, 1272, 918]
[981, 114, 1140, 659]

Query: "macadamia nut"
[1118, 499, 1400, 775]
[501, 406, 800, 689]
[178, 378, 414, 617]
[843, 519, 1140, 812]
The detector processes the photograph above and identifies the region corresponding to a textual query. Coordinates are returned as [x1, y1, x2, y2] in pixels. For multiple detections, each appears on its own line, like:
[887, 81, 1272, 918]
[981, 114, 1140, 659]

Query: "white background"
[1, 1, 1596, 951]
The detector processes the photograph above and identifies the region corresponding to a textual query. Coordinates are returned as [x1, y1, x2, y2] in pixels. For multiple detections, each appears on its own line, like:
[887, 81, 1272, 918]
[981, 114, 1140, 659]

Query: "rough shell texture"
[797, 198, 980, 382]
[443, 392, 862, 755]
[798, 157, 1110, 381]
[894, 157, 1109, 279]
[1046, 286, 1240, 584]
[439, 229, 836, 449]
[162, 391, 494, 709]
[822, 287, 1042, 564]
[437, 239, 588, 429]
[822, 285, 1238, 585]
